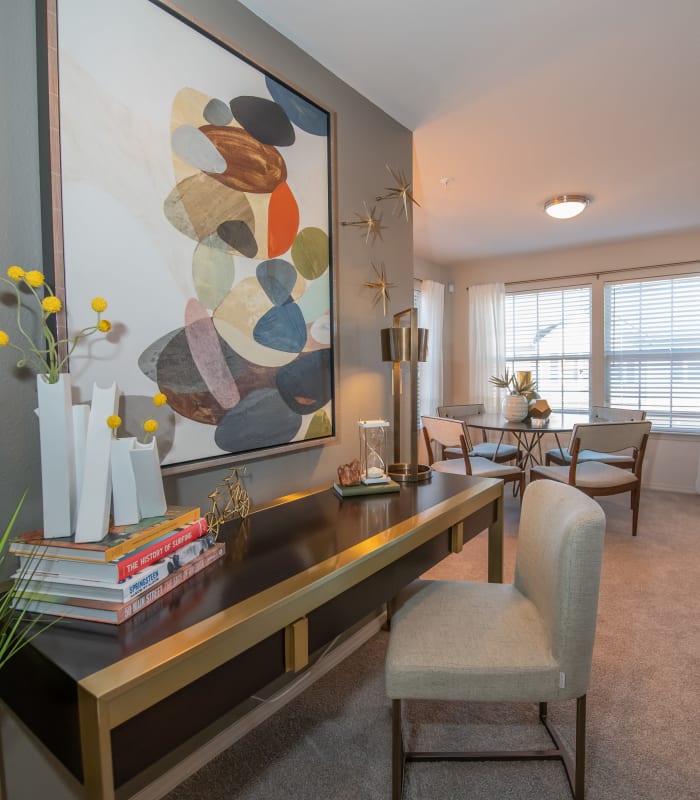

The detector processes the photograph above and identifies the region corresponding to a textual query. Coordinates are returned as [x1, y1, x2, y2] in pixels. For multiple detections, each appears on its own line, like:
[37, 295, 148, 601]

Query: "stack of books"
[9, 505, 226, 624]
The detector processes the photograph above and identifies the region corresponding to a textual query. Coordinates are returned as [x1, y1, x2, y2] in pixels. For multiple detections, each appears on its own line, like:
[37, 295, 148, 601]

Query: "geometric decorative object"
[529, 399, 552, 418]
[375, 164, 420, 220]
[363, 262, 396, 316]
[380, 307, 430, 482]
[341, 203, 386, 244]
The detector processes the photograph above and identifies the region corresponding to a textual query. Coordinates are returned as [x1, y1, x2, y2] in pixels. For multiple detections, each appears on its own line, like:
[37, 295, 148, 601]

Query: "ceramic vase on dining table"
[501, 394, 529, 422]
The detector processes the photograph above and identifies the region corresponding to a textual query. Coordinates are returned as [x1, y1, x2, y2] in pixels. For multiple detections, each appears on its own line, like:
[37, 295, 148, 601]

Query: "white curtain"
[418, 280, 444, 416]
[468, 283, 505, 413]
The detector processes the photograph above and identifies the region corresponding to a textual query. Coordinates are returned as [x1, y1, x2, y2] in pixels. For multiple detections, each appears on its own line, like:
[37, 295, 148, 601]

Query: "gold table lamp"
[381, 307, 431, 482]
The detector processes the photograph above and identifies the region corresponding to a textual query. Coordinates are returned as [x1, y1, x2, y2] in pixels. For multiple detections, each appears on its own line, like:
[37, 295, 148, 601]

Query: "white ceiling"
[239, 0, 700, 265]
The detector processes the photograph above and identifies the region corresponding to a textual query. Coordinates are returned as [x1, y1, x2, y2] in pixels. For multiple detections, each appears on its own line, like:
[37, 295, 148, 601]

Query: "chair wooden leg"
[575, 695, 586, 800]
[392, 699, 404, 800]
[631, 487, 640, 536]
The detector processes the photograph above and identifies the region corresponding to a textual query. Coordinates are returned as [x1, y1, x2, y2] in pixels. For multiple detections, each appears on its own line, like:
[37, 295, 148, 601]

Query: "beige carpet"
[165, 488, 700, 800]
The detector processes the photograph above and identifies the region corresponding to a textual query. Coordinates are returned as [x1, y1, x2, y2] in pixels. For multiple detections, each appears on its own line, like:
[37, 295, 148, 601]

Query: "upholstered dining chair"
[438, 403, 522, 464]
[437, 404, 521, 464]
[544, 406, 647, 467]
[421, 415, 525, 500]
[532, 420, 652, 536]
[386, 480, 606, 800]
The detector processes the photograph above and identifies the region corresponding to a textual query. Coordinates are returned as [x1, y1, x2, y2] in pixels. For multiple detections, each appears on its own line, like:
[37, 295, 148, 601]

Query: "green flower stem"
[1, 275, 105, 383]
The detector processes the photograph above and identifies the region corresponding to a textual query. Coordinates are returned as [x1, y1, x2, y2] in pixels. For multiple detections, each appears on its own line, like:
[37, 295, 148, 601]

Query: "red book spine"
[116, 518, 209, 580]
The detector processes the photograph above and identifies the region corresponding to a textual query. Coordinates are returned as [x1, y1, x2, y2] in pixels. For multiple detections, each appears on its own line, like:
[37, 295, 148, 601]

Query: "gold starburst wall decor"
[341, 203, 387, 244]
[375, 164, 420, 220]
[363, 262, 396, 316]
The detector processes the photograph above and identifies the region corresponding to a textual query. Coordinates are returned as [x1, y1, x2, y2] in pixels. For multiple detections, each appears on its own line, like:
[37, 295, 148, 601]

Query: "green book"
[332, 480, 401, 498]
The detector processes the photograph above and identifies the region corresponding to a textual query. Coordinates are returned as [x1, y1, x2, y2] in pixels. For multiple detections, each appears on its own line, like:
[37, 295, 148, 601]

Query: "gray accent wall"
[0, 0, 414, 538]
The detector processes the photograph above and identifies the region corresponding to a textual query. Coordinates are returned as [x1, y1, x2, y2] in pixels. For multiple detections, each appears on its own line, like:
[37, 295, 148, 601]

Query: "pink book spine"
[116, 517, 209, 580]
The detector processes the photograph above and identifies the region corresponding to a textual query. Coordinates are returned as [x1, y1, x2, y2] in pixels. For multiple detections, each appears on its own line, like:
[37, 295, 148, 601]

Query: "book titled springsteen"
[10, 505, 200, 563]
[11, 541, 226, 624]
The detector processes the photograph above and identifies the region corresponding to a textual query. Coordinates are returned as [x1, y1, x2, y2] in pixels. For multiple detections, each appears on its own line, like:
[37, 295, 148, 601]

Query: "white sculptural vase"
[75, 383, 118, 542]
[36, 373, 77, 538]
[502, 394, 529, 422]
[130, 440, 167, 519]
[110, 437, 142, 526]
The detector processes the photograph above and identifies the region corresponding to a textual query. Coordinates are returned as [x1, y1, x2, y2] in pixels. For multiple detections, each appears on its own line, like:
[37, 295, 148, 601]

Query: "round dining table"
[462, 411, 593, 470]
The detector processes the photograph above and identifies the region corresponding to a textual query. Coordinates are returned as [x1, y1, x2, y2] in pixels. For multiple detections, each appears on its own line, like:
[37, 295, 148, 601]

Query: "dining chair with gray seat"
[531, 420, 652, 536]
[422, 415, 525, 500]
[386, 480, 607, 800]
[544, 406, 647, 467]
[437, 403, 521, 464]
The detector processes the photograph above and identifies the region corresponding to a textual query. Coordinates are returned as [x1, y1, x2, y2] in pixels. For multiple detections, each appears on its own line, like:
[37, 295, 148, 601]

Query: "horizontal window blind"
[505, 286, 591, 411]
[605, 274, 700, 431]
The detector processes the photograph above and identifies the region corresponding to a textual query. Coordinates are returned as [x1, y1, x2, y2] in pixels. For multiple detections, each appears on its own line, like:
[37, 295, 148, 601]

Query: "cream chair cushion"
[431, 457, 521, 479]
[532, 462, 638, 489]
[386, 580, 558, 701]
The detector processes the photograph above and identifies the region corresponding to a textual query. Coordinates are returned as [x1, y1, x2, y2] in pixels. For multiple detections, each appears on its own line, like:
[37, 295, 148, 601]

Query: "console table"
[0, 472, 503, 800]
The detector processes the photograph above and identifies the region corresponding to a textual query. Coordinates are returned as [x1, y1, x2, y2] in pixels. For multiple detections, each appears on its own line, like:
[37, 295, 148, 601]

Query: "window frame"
[504, 284, 592, 413]
[604, 271, 700, 433]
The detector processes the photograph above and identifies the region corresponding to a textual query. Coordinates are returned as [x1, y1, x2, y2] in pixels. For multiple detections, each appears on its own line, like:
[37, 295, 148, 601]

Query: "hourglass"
[358, 419, 390, 484]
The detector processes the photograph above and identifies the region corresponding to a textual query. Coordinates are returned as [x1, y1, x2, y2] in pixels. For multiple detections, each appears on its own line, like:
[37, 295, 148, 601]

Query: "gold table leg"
[78, 686, 114, 800]
[487, 489, 504, 583]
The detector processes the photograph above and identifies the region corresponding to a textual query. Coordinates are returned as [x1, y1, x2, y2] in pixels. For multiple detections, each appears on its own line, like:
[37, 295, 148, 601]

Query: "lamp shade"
[380, 327, 429, 362]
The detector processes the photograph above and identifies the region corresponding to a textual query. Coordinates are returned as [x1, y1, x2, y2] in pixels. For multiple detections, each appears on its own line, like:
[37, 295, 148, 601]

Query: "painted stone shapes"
[145, 78, 332, 456]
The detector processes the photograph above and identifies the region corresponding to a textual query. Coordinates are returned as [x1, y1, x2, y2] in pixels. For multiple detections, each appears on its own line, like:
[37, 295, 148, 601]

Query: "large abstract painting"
[42, 0, 335, 470]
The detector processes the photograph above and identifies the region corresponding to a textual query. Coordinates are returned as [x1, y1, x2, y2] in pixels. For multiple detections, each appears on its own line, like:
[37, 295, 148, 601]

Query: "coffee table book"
[332, 479, 401, 497]
[10, 542, 226, 624]
[12, 534, 218, 603]
[14, 517, 209, 582]
[9, 505, 200, 563]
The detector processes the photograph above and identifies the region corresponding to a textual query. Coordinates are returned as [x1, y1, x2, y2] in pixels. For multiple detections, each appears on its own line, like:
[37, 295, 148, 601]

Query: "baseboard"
[126, 610, 387, 800]
[644, 481, 698, 494]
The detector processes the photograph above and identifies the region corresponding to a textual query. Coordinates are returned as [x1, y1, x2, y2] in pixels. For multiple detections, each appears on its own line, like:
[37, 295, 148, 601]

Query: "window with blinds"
[505, 286, 591, 411]
[605, 274, 700, 431]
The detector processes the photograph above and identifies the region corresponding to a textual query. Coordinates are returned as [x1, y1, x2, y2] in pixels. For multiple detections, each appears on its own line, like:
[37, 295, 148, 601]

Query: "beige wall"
[446, 226, 700, 492]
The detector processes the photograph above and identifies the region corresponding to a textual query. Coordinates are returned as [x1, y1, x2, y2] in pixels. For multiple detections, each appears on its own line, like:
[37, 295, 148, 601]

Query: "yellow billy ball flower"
[0, 330, 9, 346]
[41, 296, 62, 314]
[98, 319, 112, 333]
[152, 392, 167, 407]
[7, 266, 25, 281]
[106, 414, 122, 431]
[91, 297, 108, 313]
[143, 419, 158, 435]
[25, 270, 46, 288]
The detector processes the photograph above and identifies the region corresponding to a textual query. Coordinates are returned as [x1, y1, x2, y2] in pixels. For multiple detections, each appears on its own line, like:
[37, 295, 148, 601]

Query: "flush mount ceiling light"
[544, 194, 591, 219]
